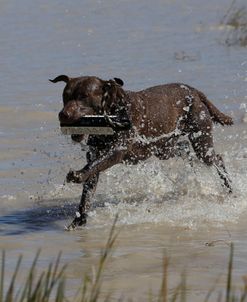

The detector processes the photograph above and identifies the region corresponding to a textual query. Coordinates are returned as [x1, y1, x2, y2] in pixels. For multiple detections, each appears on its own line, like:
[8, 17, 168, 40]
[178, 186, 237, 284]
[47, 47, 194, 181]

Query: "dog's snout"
[58, 110, 70, 124]
[58, 100, 96, 125]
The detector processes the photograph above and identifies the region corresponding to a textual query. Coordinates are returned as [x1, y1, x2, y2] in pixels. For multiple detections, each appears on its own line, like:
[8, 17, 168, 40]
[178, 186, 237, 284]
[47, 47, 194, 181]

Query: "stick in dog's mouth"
[60, 115, 131, 135]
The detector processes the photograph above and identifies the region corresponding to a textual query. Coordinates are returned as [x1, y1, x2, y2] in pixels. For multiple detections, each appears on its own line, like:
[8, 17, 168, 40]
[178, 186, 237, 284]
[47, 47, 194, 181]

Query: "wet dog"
[50, 75, 233, 229]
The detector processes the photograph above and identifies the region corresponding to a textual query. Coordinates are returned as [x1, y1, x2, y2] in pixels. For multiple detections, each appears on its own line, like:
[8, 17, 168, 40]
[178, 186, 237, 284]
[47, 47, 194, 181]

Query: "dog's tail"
[199, 92, 233, 126]
[49, 75, 70, 84]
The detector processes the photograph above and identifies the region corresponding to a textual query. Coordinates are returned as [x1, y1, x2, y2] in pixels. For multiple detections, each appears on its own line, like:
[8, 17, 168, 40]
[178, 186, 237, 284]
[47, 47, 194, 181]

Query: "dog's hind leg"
[188, 131, 232, 193]
[213, 154, 232, 193]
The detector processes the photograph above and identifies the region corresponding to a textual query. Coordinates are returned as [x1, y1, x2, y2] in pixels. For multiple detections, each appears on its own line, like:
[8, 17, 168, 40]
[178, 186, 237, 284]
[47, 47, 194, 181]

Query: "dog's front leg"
[66, 147, 127, 184]
[65, 147, 126, 230]
[66, 173, 99, 230]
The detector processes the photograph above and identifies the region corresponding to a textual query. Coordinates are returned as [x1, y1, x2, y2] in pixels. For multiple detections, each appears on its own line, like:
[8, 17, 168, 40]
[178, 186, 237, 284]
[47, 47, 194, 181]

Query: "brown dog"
[50, 75, 233, 229]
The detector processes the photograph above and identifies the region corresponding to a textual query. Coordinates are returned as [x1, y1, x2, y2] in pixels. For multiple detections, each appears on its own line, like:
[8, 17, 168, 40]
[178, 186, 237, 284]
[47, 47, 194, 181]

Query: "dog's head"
[50, 75, 125, 142]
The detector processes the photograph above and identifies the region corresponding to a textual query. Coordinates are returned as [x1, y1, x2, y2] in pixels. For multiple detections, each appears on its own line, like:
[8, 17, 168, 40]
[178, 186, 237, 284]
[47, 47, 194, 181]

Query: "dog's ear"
[113, 78, 124, 86]
[49, 75, 70, 83]
[103, 78, 124, 92]
[102, 78, 125, 114]
[102, 78, 124, 93]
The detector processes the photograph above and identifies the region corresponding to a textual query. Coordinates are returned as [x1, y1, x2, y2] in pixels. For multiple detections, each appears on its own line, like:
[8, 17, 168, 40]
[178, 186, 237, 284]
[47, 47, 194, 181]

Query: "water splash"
[86, 155, 247, 229]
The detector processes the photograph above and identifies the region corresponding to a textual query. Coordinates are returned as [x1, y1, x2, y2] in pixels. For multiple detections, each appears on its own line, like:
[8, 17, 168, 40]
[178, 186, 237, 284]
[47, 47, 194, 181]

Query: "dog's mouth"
[71, 134, 84, 143]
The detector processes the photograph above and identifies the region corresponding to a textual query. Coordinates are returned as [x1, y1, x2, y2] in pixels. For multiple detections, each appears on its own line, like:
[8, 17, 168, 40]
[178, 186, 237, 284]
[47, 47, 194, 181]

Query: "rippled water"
[0, 0, 247, 300]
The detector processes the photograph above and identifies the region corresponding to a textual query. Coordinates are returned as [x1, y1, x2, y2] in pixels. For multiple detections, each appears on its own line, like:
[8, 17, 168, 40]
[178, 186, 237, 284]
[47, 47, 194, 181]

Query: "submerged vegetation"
[1, 220, 247, 302]
[221, 0, 247, 46]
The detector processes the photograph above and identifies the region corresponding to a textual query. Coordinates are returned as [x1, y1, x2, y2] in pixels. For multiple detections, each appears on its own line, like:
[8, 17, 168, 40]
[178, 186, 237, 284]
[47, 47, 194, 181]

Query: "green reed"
[1, 220, 247, 301]
[0, 249, 67, 302]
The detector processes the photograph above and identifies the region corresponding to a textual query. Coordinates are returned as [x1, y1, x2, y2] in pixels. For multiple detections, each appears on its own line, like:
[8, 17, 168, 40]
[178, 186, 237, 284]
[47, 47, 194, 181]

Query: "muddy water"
[0, 0, 247, 300]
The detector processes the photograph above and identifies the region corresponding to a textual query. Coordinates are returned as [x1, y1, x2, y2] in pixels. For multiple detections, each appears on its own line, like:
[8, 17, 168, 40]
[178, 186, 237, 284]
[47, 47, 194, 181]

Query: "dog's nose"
[58, 110, 70, 124]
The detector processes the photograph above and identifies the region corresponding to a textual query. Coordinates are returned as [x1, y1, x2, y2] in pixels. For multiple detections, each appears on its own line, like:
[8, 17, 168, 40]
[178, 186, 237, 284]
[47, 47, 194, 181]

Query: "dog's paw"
[66, 170, 83, 183]
[65, 212, 88, 231]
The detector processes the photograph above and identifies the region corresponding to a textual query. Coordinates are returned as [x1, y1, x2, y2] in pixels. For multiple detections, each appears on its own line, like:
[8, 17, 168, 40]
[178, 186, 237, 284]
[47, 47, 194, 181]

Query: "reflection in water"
[0, 202, 77, 235]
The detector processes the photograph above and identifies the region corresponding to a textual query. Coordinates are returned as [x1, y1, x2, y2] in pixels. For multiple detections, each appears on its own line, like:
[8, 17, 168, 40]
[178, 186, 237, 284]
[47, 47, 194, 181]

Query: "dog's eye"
[79, 94, 88, 100]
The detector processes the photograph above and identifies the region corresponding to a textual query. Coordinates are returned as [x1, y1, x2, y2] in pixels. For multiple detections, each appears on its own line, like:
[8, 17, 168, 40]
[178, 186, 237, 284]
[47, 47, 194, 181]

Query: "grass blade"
[5, 254, 22, 302]
[203, 275, 222, 302]
[180, 271, 186, 302]
[0, 251, 5, 302]
[55, 278, 65, 302]
[89, 215, 119, 302]
[170, 283, 181, 302]
[158, 256, 169, 302]
[226, 243, 234, 302]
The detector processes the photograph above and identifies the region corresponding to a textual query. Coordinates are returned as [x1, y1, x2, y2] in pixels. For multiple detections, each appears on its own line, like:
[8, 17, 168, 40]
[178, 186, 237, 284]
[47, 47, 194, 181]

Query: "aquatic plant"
[0, 249, 66, 302]
[221, 0, 247, 46]
[1, 222, 247, 301]
[0, 217, 118, 302]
